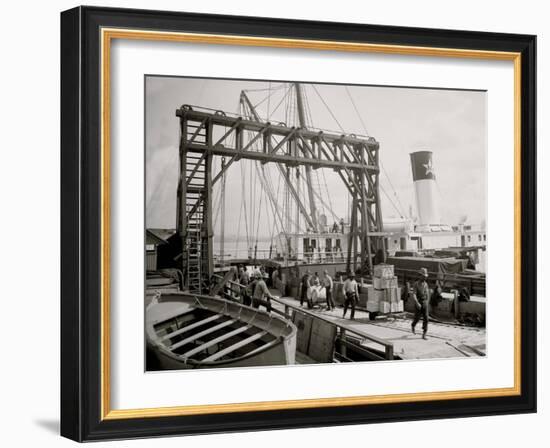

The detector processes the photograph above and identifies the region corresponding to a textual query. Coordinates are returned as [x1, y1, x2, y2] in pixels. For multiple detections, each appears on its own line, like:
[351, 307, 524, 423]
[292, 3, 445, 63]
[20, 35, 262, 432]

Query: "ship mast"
[294, 83, 318, 233]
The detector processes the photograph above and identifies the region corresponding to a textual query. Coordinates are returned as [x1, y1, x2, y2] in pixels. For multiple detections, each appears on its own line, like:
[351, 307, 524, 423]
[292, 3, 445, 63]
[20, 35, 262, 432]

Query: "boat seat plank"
[170, 319, 237, 350]
[180, 325, 252, 359]
[243, 338, 280, 358]
[160, 313, 222, 342]
[202, 331, 269, 362]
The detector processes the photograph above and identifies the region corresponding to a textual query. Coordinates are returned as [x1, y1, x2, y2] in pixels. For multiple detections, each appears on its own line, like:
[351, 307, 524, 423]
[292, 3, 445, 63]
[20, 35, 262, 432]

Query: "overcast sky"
[145, 76, 486, 238]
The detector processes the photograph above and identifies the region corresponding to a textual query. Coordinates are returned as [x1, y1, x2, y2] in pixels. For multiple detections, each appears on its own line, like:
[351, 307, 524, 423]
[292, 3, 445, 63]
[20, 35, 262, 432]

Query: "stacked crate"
[367, 264, 403, 314]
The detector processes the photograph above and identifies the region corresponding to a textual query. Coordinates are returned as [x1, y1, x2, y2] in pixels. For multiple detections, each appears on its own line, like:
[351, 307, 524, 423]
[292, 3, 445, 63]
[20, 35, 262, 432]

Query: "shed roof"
[146, 229, 168, 246]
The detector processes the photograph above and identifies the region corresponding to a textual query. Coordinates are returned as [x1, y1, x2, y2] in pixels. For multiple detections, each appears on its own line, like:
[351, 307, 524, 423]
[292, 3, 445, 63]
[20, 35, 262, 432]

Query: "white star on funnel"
[422, 160, 434, 176]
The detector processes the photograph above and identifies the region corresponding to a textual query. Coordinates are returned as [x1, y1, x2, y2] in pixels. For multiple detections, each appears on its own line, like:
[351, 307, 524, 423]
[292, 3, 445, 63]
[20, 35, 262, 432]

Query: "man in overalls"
[411, 267, 430, 340]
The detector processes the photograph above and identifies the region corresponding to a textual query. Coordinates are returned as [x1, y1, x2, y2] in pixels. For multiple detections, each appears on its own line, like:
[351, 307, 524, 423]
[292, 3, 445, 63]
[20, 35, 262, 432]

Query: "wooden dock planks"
[272, 296, 486, 360]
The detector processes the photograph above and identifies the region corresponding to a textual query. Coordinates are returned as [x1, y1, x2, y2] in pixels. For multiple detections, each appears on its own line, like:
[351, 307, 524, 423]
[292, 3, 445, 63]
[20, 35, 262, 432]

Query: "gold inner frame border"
[99, 27, 522, 420]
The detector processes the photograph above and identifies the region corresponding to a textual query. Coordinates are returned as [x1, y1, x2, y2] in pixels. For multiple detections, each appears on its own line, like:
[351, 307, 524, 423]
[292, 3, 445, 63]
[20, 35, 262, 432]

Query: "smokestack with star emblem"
[410, 151, 441, 227]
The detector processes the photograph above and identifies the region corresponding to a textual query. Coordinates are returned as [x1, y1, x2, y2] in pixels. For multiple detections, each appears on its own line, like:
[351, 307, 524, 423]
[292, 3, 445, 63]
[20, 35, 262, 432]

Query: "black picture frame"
[61, 5, 536, 442]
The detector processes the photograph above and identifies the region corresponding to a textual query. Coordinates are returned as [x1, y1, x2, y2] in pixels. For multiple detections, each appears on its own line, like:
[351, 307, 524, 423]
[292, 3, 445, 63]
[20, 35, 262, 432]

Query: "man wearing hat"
[252, 270, 275, 312]
[342, 272, 359, 320]
[411, 267, 430, 339]
[300, 270, 312, 307]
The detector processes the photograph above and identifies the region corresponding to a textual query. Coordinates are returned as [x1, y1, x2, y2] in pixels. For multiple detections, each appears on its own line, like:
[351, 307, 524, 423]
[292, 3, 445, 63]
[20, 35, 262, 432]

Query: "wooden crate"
[373, 276, 398, 289]
[373, 264, 394, 279]
[379, 302, 391, 313]
[390, 302, 404, 313]
[357, 292, 368, 307]
[367, 286, 384, 302]
[366, 300, 380, 312]
[384, 286, 401, 303]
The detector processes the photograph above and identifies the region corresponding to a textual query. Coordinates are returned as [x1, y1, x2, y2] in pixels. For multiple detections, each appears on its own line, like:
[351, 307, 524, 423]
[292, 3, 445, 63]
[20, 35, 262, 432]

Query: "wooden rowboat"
[146, 292, 297, 370]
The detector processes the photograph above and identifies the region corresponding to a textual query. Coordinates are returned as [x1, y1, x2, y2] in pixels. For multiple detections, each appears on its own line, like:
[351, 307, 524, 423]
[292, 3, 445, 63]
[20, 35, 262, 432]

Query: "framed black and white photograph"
[144, 76, 488, 371]
[60, 6, 536, 442]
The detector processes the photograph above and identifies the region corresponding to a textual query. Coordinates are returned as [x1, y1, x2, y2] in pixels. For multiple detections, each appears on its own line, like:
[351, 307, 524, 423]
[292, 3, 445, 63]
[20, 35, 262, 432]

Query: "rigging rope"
[302, 85, 338, 222]
[379, 183, 406, 218]
[320, 168, 337, 220]
[311, 84, 346, 132]
[240, 158, 250, 250]
[345, 86, 370, 136]
[344, 86, 408, 218]
[251, 82, 285, 111]
[242, 83, 286, 93]
[269, 169, 283, 244]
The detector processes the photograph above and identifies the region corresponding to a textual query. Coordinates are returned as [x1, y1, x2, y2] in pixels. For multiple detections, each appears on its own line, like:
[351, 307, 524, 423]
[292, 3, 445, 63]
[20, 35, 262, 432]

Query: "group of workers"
[235, 263, 433, 340]
[299, 270, 336, 311]
[299, 269, 359, 319]
[299, 267, 432, 337]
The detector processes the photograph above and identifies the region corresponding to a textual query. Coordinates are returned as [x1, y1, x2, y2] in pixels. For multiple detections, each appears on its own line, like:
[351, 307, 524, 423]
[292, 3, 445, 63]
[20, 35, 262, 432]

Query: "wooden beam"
[160, 314, 223, 342]
[185, 144, 377, 171]
[177, 108, 380, 148]
[202, 330, 269, 362]
[185, 152, 207, 188]
[243, 338, 280, 357]
[205, 152, 214, 279]
[187, 117, 208, 144]
[210, 127, 268, 185]
[170, 319, 237, 351]
[268, 128, 297, 155]
[213, 118, 241, 147]
[180, 324, 253, 359]
[210, 268, 237, 296]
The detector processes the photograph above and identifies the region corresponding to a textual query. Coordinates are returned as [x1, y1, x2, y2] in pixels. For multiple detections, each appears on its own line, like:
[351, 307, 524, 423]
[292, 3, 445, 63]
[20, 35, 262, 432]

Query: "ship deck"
[270, 292, 486, 361]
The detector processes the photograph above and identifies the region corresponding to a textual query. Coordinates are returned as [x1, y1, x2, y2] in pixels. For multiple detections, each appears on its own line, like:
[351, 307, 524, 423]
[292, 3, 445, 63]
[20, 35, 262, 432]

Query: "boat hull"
[148, 338, 294, 370]
[146, 293, 297, 370]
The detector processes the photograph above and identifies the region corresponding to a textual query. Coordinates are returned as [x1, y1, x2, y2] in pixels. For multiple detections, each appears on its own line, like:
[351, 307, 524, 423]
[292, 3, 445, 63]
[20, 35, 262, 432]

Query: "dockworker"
[238, 266, 251, 306]
[239, 266, 250, 286]
[323, 270, 335, 311]
[240, 270, 254, 307]
[343, 272, 359, 320]
[252, 270, 275, 312]
[467, 252, 476, 270]
[271, 268, 279, 287]
[300, 270, 312, 306]
[259, 265, 268, 279]
[411, 267, 430, 339]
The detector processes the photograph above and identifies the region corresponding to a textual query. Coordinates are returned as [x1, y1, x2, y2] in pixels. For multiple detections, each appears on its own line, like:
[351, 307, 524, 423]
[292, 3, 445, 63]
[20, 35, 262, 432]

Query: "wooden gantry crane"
[175, 83, 385, 294]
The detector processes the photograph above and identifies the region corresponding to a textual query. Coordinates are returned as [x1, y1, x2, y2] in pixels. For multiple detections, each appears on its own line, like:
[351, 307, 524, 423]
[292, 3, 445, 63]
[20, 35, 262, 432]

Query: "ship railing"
[210, 274, 245, 302]
[211, 274, 274, 307]
[213, 249, 347, 264]
[270, 297, 394, 361]
[211, 274, 394, 360]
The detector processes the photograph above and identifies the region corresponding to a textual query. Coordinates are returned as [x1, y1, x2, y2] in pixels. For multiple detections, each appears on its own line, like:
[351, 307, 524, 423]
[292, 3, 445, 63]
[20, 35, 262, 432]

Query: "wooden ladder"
[185, 129, 208, 294]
